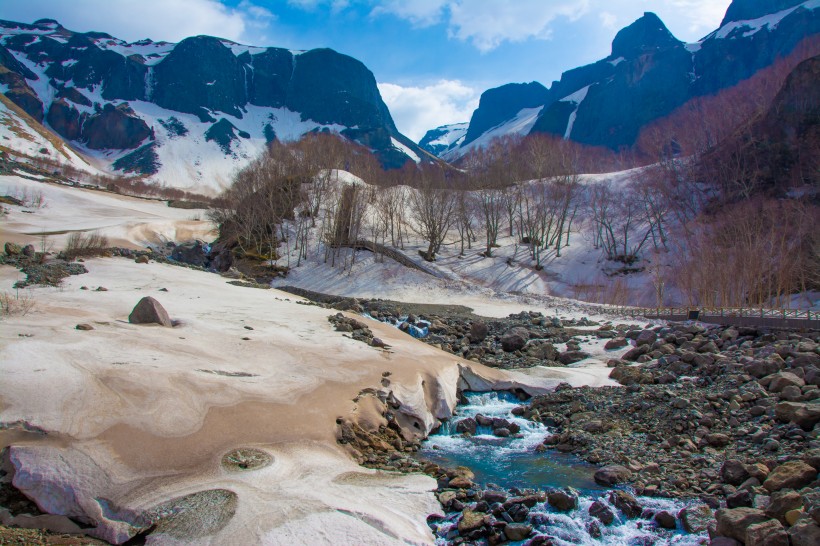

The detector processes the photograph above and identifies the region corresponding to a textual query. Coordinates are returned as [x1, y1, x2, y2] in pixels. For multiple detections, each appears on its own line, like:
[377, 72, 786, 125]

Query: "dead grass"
[0, 290, 35, 318]
[62, 231, 110, 260]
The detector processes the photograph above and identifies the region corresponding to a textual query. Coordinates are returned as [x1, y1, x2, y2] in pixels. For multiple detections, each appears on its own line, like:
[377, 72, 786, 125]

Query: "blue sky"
[1, 0, 732, 140]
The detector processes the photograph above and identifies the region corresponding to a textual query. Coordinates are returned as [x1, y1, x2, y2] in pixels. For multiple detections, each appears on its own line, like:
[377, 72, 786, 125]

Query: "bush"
[62, 231, 110, 260]
[0, 290, 35, 317]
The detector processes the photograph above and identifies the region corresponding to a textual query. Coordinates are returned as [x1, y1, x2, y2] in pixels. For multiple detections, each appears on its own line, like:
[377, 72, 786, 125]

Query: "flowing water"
[420, 392, 707, 546]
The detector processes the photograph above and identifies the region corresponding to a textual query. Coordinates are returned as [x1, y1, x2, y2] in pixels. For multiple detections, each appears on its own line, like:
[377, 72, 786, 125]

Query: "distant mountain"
[418, 122, 468, 156]
[0, 19, 430, 192]
[425, 0, 820, 159]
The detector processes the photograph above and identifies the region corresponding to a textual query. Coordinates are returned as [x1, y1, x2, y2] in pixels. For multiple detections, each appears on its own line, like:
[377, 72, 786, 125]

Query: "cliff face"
[0, 19, 427, 191]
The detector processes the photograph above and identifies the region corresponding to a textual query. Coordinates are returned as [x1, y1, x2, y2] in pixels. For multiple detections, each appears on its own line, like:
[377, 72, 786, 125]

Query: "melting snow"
[391, 137, 421, 163]
[710, 0, 818, 40]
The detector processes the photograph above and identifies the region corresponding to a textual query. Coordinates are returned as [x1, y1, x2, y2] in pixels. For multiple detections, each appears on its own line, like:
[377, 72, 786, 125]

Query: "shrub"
[0, 290, 35, 317]
[62, 231, 110, 260]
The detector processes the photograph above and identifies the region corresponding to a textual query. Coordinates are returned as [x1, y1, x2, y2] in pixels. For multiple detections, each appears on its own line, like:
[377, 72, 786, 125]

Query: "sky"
[1, 0, 733, 141]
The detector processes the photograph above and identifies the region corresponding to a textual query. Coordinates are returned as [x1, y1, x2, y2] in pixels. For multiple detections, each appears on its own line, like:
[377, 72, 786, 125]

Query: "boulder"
[765, 490, 803, 524]
[4, 242, 22, 256]
[608, 490, 642, 519]
[654, 510, 677, 530]
[128, 297, 173, 327]
[594, 465, 632, 486]
[455, 417, 477, 435]
[21, 244, 35, 258]
[635, 329, 657, 347]
[745, 519, 788, 546]
[680, 504, 712, 533]
[763, 461, 817, 492]
[789, 518, 820, 546]
[469, 321, 489, 343]
[722, 460, 751, 486]
[715, 508, 772, 542]
[171, 241, 208, 267]
[457, 509, 488, 533]
[547, 489, 578, 512]
[501, 327, 529, 352]
[766, 371, 805, 393]
[504, 523, 533, 541]
[589, 500, 615, 525]
[558, 350, 590, 365]
[604, 337, 628, 350]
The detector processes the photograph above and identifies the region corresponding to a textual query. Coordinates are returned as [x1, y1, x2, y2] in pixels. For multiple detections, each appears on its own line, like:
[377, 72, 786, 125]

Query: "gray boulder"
[128, 297, 173, 327]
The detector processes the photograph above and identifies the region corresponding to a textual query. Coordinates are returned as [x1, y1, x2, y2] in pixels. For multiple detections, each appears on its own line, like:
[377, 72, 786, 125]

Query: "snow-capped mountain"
[417, 122, 469, 156]
[423, 0, 820, 159]
[0, 19, 431, 193]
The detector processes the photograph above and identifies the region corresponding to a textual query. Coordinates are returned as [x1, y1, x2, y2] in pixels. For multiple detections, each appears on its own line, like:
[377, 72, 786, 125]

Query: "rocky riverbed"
[334, 302, 819, 545]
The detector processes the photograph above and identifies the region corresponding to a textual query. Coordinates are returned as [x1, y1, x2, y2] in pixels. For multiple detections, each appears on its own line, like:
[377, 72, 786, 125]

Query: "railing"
[583, 304, 818, 329]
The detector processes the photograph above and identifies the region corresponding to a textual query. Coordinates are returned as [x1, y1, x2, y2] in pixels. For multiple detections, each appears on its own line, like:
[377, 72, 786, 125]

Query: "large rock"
[608, 490, 642, 519]
[745, 519, 788, 546]
[722, 460, 752, 486]
[469, 321, 489, 343]
[128, 297, 173, 327]
[635, 329, 657, 347]
[558, 350, 590, 365]
[765, 490, 803, 524]
[680, 504, 712, 533]
[763, 461, 817, 492]
[589, 500, 615, 525]
[547, 489, 578, 512]
[715, 508, 772, 542]
[766, 372, 805, 393]
[594, 465, 632, 486]
[501, 327, 529, 352]
[788, 518, 820, 546]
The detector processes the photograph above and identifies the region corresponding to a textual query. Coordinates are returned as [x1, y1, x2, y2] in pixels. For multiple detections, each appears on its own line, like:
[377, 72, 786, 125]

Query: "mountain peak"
[720, 0, 806, 26]
[32, 18, 62, 29]
[611, 12, 682, 59]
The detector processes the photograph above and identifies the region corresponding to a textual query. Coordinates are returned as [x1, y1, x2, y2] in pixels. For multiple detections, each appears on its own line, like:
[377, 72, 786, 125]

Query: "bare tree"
[407, 168, 457, 261]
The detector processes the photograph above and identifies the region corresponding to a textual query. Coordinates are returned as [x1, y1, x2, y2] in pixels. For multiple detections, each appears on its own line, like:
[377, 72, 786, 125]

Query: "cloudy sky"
[1, 0, 732, 140]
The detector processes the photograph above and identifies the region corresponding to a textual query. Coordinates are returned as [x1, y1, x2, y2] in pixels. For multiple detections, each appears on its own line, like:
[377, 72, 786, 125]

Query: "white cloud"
[446, 0, 591, 53]
[369, 0, 448, 27]
[378, 80, 479, 141]
[0, 0, 274, 44]
[599, 11, 618, 31]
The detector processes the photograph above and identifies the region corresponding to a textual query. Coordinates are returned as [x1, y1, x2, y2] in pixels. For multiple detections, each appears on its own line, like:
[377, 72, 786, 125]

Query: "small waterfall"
[421, 392, 707, 545]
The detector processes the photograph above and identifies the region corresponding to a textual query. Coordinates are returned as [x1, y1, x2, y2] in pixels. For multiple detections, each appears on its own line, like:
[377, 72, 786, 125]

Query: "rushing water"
[364, 313, 430, 338]
[420, 392, 707, 546]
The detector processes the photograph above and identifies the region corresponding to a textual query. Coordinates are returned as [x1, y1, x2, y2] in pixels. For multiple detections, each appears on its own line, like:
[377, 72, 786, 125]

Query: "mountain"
[0, 19, 430, 193]
[418, 122, 468, 156]
[426, 0, 820, 159]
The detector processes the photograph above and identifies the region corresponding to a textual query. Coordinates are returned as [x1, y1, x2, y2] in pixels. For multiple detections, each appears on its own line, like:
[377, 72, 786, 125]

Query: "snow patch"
[710, 0, 819, 40]
[391, 137, 421, 163]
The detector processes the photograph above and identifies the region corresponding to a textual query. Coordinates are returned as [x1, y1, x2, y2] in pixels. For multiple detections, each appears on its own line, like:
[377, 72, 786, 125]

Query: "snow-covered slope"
[417, 122, 468, 157]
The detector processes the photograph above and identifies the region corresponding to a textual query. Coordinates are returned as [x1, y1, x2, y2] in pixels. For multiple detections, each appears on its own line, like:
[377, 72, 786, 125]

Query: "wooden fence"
[588, 305, 819, 330]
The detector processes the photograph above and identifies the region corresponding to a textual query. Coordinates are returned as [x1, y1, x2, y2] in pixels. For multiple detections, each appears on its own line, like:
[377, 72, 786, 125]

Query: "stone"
[455, 418, 477, 435]
[706, 433, 731, 448]
[448, 476, 474, 489]
[727, 489, 754, 508]
[745, 519, 788, 546]
[767, 372, 805, 393]
[654, 510, 677, 529]
[789, 519, 820, 546]
[547, 489, 578, 512]
[589, 501, 615, 525]
[605, 337, 628, 350]
[128, 297, 173, 327]
[710, 539, 741, 546]
[75, 323, 94, 331]
[763, 461, 817, 492]
[501, 328, 529, 352]
[458, 509, 488, 533]
[765, 491, 803, 523]
[135, 255, 150, 264]
[558, 351, 590, 365]
[635, 329, 657, 347]
[680, 504, 712, 533]
[722, 460, 751, 486]
[784, 509, 803, 526]
[608, 490, 642, 519]
[483, 490, 507, 504]
[21, 244, 35, 258]
[715, 508, 772, 542]
[4, 242, 22, 255]
[594, 465, 632, 486]
[470, 321, 489, 343]
[504, 523, 533, 541]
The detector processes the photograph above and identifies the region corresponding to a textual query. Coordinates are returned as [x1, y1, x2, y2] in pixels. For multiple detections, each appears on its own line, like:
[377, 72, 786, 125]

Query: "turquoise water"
[421, 391, 707, 546]
[419, 391, 602, 492]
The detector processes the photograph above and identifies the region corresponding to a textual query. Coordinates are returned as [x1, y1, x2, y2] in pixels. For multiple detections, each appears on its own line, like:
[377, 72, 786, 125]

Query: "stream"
[419, 391, 707, 545]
